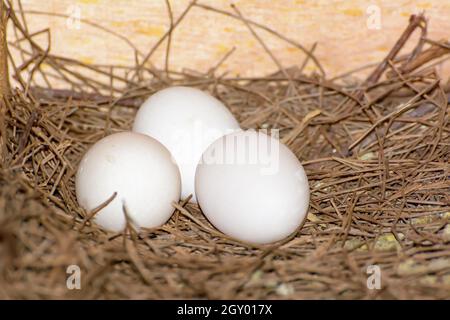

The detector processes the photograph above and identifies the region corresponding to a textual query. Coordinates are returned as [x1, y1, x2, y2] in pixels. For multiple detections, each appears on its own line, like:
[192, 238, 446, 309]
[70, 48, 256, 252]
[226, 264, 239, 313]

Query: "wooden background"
[12, 0, 450, 79]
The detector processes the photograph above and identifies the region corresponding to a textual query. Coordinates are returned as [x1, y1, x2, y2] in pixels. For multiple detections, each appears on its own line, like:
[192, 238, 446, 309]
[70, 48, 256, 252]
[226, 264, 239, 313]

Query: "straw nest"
[0, 2, 449, 299]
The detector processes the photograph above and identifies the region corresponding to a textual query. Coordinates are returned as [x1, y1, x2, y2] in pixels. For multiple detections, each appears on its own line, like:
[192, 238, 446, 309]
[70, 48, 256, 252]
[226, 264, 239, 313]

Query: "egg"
[132, 86, 240, 202]
[195, 130, 310, 244]
[75, 132, 181, 232]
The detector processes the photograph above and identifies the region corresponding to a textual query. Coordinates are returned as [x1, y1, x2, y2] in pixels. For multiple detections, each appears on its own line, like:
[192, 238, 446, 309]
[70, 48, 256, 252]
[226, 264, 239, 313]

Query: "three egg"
[75, 86, 310, 244]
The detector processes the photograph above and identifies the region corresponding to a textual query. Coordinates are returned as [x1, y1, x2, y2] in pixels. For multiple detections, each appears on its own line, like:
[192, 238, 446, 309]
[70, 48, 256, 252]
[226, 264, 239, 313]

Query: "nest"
[0, 2, 449, 299]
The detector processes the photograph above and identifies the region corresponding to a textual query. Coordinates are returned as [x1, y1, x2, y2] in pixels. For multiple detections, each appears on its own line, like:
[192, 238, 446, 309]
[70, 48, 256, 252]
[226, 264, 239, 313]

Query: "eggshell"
[132, 86, 240, 202]
[195, 130, 310, 244]
[75, 131, 181, 232]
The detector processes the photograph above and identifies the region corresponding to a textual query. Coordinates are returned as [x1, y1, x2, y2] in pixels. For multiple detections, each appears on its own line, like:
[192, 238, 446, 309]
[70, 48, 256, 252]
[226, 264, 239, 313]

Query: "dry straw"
[0, 1, 449, 299]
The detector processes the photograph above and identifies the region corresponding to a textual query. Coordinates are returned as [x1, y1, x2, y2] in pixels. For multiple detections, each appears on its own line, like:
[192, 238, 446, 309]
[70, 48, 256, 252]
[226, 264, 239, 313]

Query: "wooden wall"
[12, 0, 450, 79]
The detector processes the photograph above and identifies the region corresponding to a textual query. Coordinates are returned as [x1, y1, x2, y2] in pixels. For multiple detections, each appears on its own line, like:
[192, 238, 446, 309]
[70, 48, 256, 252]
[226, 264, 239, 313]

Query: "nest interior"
[0, 2, 449, 299]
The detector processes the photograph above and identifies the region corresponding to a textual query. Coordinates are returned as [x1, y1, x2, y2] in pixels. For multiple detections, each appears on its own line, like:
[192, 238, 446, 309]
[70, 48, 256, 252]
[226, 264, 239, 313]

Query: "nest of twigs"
[0, 1, 449, 299]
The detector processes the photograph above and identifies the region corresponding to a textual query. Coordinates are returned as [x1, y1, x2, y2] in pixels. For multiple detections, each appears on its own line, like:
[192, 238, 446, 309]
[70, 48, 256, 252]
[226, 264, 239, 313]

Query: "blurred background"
[12, 0, 450, 79]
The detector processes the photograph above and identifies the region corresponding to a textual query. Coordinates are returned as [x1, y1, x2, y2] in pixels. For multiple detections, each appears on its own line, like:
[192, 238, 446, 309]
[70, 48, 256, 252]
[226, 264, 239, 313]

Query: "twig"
[394, 40, 450, 75]
[0, 0, 10, 101]
[361, 13, 427, 93]
[79, 192, 117, 231]
[164, 0, 174, 76]
[349, 79, 439, 150]
[132, 0, 197, 81]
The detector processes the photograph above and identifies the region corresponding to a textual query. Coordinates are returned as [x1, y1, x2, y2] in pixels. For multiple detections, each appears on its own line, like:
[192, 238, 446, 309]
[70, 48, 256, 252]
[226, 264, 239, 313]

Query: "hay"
[0, 1, 449, 299]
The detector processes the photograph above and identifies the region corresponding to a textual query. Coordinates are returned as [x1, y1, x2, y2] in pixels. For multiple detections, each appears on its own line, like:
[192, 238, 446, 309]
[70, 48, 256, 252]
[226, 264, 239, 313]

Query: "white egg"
[132, 86, 240, 202]
[76, 132, 181, 232]
[195, 130, 310, 244]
